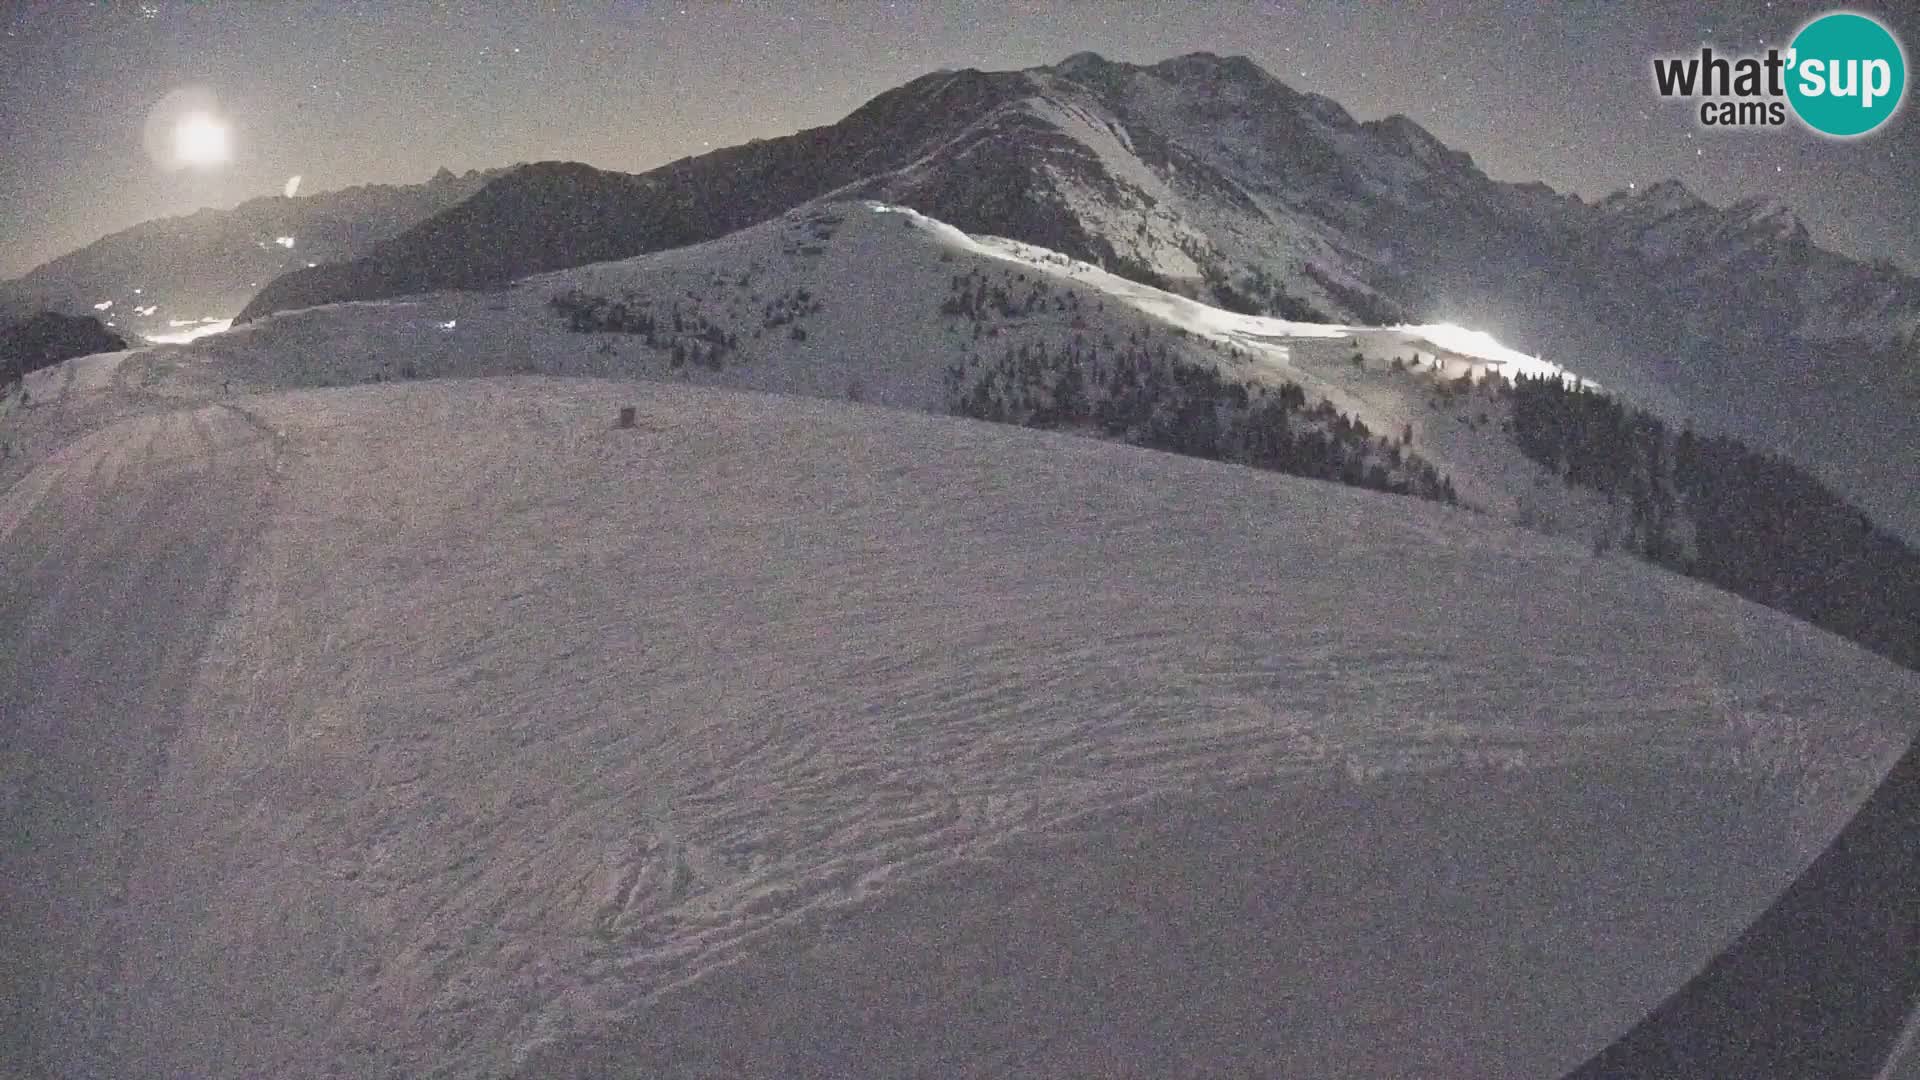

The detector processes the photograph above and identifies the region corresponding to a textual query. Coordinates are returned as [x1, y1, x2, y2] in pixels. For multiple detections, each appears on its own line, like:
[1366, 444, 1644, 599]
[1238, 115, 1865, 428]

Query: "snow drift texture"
[3, 373, 1916, 1078]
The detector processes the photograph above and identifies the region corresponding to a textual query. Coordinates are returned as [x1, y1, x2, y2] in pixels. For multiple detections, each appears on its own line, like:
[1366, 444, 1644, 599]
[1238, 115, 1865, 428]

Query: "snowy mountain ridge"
[6, 186, 1920, 1080]
[7, 48, 1920, 1080]
[231, 51, 1920, 363]
[20, 198, 1920, 674]
[48, 200, 1617, 543]
[216, 52, 1918, 540]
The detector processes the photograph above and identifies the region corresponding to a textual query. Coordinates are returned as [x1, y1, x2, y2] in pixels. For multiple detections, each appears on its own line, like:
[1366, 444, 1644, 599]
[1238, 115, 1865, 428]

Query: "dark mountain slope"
[1, 168, 501, 340]
[237, 69, 1034, 320]
[2, 312, 126, 382]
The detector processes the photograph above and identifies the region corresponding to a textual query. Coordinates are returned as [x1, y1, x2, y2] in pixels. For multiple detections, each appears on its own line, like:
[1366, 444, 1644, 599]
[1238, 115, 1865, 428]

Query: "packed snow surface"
[3, 374, 1915, 1078]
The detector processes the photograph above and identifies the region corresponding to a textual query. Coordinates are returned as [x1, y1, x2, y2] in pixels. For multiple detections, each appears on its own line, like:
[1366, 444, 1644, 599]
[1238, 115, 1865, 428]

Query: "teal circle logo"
[1786, 12, 1906, 137]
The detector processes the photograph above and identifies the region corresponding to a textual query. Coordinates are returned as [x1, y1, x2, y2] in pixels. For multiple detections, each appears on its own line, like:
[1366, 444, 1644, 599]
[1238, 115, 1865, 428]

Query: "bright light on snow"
[145, 318, 232, 344]
[861, 205, 1595, 391]
[284, 175, 302, 198]
[1410, 322, 1511, 361]
[1399, 323, 1598, 387]
[275, 236, 296, 249]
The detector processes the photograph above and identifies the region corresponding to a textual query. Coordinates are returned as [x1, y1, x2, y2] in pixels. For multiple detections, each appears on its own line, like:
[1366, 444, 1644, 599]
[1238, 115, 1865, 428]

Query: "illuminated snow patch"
[864, 201, 1603, 392]
[1404, 323, 1534, 368]
[275, 236, 295, 249]
[284, 175, 302, 198]
[145, 318, 232, 344]
[93, 300, 113, 311]
[438, 320, 458, 330]
[1397, 323, 1598, 387]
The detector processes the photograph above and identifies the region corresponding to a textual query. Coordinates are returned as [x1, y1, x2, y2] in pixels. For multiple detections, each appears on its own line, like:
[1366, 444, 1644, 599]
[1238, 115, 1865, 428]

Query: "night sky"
[2, 0, 1915, 279]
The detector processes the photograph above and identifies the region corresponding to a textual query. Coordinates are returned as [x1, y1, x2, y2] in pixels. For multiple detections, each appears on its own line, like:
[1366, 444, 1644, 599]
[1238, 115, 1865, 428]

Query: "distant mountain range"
[10, 51, 1916, 534]
[235, 53, 1920, 376]
[0, 167, 503, 341]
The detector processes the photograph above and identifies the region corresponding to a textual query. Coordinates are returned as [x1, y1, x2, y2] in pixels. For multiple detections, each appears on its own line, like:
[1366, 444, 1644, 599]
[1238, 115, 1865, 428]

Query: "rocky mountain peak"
[1365, 114, 1471, 170]
[1146, 51, 1282, 91]
[1053, 50, 1112, 76]
[1600, 178, 1705, 215]
[1727, 196, 1808, 240]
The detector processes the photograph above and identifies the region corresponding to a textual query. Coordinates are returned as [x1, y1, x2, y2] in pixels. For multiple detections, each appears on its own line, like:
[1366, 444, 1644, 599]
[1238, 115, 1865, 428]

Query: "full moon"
[173, 112, 231, 167]
[142, 86, 230, 173]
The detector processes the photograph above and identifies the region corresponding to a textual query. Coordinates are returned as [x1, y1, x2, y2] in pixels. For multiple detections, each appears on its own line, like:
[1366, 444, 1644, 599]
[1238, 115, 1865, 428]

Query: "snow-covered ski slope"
[2, 374, 1916, 1078]
[42, 199, 1632, 543]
